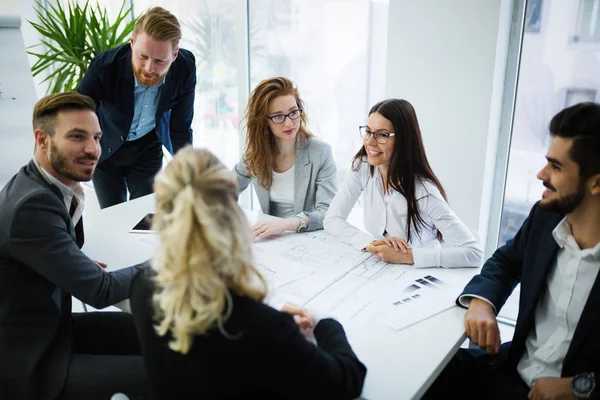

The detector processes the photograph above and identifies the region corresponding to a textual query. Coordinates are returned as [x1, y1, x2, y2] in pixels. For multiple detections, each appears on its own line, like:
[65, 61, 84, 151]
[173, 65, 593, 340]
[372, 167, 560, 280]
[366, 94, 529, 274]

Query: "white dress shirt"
[458, 218, 600, 387]
[34, 160, 85, 226]
[324, 161, 483, 268]
[516, 218, 600, 386]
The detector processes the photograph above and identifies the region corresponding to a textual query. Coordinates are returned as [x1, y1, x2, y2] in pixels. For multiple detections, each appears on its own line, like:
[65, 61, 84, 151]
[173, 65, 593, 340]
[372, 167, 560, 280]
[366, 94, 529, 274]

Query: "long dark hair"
[353, 99, 446, 242]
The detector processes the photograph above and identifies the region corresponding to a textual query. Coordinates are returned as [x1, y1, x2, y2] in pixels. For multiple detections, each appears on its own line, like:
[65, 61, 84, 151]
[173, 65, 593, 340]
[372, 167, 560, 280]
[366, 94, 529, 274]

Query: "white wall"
[0, 0, 38, 188]
[385, 0, 513, 246]
[0, 0, 19, 13]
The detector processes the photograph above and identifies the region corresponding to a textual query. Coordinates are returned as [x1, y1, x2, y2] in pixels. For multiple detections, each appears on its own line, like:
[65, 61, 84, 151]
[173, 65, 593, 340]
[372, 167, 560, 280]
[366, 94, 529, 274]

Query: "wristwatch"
[573, 372, 596, 399]
[295, 213, 308, 233]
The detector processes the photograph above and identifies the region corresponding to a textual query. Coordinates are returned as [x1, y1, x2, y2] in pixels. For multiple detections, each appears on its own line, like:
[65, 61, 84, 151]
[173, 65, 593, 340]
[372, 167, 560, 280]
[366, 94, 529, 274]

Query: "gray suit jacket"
[0, 160, 144, 400]
[234, 137, 337, 231]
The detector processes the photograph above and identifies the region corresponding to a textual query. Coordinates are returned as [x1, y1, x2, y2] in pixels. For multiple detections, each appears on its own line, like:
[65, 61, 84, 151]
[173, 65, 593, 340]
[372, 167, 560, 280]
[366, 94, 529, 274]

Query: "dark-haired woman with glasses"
[324, 99, 483, 268]
[234, 77, 337, 241]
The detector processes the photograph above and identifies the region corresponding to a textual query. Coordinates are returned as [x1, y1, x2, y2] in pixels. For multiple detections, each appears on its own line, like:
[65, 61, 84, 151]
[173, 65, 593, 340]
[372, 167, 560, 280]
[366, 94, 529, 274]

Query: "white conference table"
[82, 195, 477, 400]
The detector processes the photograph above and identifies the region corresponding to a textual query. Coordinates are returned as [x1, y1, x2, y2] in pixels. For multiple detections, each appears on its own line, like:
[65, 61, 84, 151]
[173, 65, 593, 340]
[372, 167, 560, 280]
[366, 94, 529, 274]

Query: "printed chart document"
[253, 229, 473, 334]
[252, 229, 468, 334]
[374, 269, 466, 330]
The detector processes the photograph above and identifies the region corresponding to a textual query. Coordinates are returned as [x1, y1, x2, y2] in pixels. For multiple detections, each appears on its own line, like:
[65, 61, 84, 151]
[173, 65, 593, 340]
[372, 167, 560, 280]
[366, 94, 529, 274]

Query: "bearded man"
[425, 102, 600, 399]
[0, 92, 149, 400]
[79, 6, 196, 208]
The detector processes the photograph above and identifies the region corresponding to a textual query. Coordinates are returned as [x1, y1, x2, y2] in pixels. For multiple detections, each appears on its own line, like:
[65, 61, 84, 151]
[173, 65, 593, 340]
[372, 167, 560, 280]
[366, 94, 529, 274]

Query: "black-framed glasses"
[359, 126, 396, 144]
[267, 109, 303, 124]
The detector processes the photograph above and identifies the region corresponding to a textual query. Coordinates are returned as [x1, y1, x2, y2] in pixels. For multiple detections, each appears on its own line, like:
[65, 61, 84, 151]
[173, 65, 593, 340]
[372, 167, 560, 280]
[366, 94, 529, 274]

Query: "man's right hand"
[464, 298, 501, 354]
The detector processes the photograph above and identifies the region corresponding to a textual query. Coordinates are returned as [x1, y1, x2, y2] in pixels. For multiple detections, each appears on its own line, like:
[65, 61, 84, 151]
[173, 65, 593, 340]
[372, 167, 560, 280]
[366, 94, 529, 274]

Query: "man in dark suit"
[79, 6, 196, 208]
[426, 102, 600, 400]
[0, 92, 149, 400]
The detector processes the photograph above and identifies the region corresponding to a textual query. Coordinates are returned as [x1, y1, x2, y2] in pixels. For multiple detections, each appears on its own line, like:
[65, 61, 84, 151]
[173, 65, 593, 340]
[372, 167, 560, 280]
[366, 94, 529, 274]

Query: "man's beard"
[131, 60, 167, 87]
[49, 140, 97, 182]
[539, 179, 585, 214]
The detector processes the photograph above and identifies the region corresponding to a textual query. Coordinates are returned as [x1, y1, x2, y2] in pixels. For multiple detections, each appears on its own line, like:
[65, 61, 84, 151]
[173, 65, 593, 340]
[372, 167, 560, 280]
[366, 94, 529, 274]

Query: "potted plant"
[27, 0, 136, 93]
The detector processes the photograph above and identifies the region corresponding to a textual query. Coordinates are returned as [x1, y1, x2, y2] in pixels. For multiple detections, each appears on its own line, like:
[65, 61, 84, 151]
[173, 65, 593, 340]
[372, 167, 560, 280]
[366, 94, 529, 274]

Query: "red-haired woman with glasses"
[234, 77, 337, 241]
[324, 99, 483, 268]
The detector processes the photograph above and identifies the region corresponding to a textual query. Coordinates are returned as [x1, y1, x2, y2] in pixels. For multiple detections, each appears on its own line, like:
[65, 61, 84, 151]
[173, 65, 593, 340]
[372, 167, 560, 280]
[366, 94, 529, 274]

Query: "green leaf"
[28, 0, 137, 94]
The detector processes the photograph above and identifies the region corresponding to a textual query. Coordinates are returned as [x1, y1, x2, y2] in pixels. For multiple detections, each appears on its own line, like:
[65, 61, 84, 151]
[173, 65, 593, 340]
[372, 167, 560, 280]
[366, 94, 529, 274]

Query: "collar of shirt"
[373, 166, 394, 198]
[552, 217, 600, 260]
[133, 75, 166, 88]
[33, 159, 85, 218]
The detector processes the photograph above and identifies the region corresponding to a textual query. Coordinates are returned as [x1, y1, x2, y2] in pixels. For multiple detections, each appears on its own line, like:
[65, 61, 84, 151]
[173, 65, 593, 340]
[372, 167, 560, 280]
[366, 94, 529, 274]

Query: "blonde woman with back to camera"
[234, 77, 337, 241]
[129, 147, 366, 399]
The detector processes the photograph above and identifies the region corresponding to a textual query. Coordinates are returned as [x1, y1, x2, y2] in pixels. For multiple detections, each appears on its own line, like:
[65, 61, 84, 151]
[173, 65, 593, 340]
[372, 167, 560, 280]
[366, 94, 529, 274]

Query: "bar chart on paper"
[375, 270, 467, 331]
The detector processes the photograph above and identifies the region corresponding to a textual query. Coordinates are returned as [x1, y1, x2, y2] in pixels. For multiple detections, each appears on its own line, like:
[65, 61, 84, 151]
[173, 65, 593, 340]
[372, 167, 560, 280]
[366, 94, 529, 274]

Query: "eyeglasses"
[267, 109, 303, 124]
[359, 126, 396, 144]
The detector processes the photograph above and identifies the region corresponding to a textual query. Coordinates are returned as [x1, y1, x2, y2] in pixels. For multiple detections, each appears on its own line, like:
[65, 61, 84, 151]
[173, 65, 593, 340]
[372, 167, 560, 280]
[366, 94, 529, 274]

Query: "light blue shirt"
[127, 76, 165, 141]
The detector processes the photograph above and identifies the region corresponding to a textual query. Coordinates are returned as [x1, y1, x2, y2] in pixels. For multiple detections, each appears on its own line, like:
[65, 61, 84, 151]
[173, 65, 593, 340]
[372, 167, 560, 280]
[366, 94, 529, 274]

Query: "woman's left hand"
[366, 241, 415, 264]
[251, 218, 298, 242]
[371, 236, 411, 253]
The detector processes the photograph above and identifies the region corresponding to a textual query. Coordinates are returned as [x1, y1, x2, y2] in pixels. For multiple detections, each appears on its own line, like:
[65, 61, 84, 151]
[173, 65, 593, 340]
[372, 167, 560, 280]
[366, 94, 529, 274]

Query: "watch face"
[574, 376, 593, 392]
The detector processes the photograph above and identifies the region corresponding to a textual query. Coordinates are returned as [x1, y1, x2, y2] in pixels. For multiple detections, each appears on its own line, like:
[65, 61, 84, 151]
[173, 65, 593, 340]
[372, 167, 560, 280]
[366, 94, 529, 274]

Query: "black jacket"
[130, 269, 367, 399]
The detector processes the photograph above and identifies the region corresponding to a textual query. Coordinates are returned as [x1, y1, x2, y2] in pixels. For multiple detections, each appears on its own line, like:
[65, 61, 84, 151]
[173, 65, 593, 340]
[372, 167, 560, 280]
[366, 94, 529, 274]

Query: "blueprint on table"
[254, 230, 468, 333]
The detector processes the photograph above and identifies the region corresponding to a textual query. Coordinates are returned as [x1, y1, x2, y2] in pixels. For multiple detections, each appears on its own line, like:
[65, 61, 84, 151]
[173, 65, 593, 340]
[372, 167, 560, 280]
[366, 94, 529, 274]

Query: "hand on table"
[281, 302, 316, 330]
[251, 218, 298, 242]
[464, 298, 500, 354]
[371, 237, 411, 253]
[528, 377, 575, 400]
[93, 260, 108, 269]
[366, 237, 414, 264]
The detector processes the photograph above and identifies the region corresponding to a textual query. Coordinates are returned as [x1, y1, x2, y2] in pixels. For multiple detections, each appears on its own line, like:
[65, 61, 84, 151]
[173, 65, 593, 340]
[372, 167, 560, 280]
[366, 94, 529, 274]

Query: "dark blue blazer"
[459, 202, 600, 381]
[78, 44, 196, 163]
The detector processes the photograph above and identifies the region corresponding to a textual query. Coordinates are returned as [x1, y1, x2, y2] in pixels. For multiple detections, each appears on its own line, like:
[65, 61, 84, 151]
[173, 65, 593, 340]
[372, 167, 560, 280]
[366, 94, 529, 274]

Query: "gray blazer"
[234, 137, 337, 231]
[0, 160, 144, 400]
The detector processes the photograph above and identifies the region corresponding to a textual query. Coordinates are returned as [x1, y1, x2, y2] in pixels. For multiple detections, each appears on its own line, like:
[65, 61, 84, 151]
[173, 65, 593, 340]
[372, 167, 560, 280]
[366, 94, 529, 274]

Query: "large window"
[498, 0, 600, 245]
[34, 0, 387, 174]
[248, 0, 384, 172]
[130, 0, 243, 168]
[131, 0, 387, 172]
[575, 0, 600, 43]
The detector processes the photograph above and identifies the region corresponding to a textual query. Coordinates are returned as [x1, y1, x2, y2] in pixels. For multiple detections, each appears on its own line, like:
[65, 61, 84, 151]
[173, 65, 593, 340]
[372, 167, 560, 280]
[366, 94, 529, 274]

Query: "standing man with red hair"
[79, 6, 196, 208]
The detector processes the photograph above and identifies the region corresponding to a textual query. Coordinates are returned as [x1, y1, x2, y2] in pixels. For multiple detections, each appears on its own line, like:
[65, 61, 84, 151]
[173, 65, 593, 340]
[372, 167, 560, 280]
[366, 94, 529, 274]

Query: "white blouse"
[324, 161, 483, 268]
[269, 165, 295, 218]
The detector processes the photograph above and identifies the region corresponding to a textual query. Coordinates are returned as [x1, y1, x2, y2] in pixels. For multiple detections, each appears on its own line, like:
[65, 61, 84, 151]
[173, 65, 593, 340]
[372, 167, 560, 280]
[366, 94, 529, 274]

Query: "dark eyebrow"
[67, 128, 89, 135]
[546, 156, 563, 166]
[67, 128, 102, 137]
[364, 125, 392, 133]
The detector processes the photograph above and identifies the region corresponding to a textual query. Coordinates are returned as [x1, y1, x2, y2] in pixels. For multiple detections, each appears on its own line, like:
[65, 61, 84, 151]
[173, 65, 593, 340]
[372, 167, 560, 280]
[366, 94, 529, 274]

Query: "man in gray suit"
[0, 92, 149, 400]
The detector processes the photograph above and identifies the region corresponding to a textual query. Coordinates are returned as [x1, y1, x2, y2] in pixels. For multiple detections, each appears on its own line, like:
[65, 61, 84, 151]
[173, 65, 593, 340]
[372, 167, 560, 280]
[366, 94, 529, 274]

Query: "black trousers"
[423, 343, 530, 400]
[93, 131, 163, 209]
[56, 312, 150, 400]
